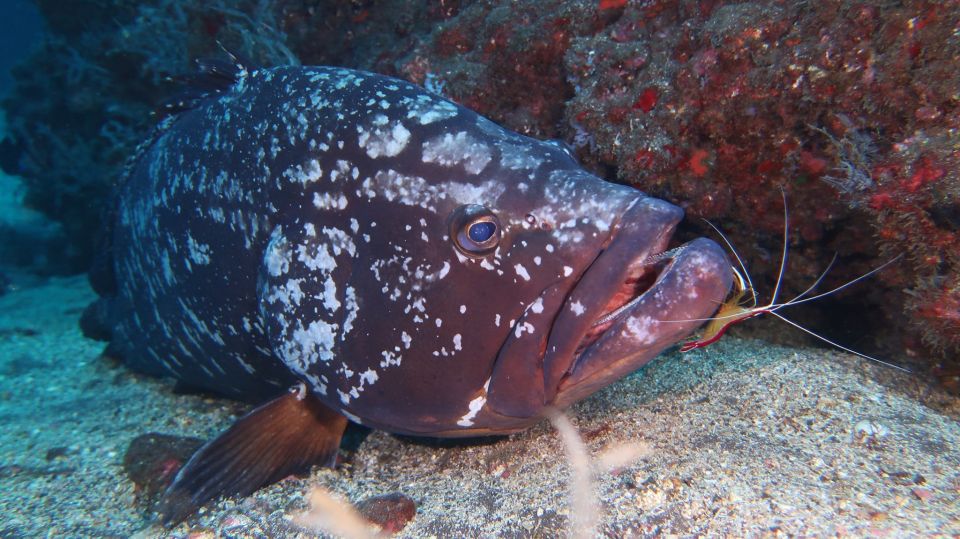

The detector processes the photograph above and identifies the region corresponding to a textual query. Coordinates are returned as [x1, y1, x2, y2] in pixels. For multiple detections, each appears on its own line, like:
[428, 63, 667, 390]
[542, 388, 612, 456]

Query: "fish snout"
[553, 236, 733, 408]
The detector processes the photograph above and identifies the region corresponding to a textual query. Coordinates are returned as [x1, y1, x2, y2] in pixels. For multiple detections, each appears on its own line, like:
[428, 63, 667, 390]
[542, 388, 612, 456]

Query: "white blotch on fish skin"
[453, 334, 462, 351]
[358, 115, 411, 158]
[186, 235, 211, 266]
[359, 368, 378, 385]
[495, 314, 501, 327]
[379, 350, 402, 369]
[297, 241, 336, 273]
[435, 318, 443, 328]
[624, 315, 657, 344]
[321, 276, 340, 312]
[688, 250, 721, 279]
[404, 95, 459, 125]
[563, 266, 573, 277]
[343, 286, 359, 334]
[272, 222, 361, 380]
[401, 331, 412, 349]
[421, 131, 492, 175]
[498, 140, 544, 170]
[282, 158, 323, 185]
[265, 278, 305, 308]
[284, 319, 338, 373]
[370, 170, 506, 213]
[329, 159, 353, 182]
[513, 320, 536, 338]
[341, 409, 362, 424]
[459, 305, 467, 314]
[322, 227, 357, 257]
[208, 207, 225, 223]
[530, 298, 544, 314]
[265, 227, 291, 277]
[437, 261, 450, 280]
[269, 136, 281, 158]
[456, 395, 487, 427]
[514, 263, 531, 281]
[312, 191, 349, 210]
[370, 170, 435, 211]
[570, 300, 586, 316]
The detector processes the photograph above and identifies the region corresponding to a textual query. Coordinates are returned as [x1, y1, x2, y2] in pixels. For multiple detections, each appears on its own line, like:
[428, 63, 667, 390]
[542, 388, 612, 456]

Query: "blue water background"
[0, 0, 44, 97]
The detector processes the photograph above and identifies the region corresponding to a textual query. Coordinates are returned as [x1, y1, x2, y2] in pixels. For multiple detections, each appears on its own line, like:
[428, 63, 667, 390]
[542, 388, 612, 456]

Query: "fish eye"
[450, 204, 501, 256]
[468, 221, 496, 242]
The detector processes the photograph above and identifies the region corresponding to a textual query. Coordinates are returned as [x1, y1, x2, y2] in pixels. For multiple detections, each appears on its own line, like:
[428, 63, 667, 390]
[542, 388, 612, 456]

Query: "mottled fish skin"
[91, 65, 732, 439]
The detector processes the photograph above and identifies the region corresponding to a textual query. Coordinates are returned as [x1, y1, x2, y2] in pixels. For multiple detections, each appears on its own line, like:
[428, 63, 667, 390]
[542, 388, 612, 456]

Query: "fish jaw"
[545, 209, 733, 409]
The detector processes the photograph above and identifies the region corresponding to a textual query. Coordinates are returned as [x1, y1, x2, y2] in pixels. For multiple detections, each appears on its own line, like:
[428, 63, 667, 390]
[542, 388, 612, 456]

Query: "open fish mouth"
[573, 246, 679, 357]
[544, 197, 733, 408]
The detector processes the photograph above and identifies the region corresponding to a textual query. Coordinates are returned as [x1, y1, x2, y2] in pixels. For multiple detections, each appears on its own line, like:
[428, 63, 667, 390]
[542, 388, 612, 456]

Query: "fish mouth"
[572, 247, 678, 358]
[543, 198, 733, 408]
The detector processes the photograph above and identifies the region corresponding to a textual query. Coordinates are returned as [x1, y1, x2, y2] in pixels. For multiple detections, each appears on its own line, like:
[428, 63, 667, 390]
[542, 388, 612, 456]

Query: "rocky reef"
[3, 0, 957, 384]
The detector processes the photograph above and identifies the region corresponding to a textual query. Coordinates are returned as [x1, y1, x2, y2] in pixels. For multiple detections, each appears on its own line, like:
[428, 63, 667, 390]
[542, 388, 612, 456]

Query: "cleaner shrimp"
[674, 193, 908, 373]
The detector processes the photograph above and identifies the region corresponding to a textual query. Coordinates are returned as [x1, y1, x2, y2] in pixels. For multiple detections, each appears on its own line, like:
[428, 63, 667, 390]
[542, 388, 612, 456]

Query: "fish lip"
[539, 197, 681, 401]
[551, 237, 732, 407]
[541, 199, 733, 407]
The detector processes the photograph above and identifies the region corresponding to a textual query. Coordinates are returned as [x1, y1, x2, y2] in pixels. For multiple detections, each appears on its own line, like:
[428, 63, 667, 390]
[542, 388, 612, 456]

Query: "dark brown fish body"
[82, 62, 732, 522]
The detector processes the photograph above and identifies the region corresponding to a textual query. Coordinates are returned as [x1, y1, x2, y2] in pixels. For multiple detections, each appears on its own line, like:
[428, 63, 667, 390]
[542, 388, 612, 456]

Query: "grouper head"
[256, 68, 733, 437]
[413, 145, 734, 435]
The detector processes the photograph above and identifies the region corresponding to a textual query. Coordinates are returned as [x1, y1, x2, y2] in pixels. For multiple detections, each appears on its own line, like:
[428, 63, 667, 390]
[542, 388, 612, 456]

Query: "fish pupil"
[468, 221, 496, 243]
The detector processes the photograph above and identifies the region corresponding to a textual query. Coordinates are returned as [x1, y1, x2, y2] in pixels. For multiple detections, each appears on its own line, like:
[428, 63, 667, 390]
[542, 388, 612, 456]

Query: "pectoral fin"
[158, 384, 347, 525]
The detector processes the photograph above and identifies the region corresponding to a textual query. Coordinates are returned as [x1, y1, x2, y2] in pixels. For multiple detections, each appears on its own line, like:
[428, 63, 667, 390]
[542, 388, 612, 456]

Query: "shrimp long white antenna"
[701, 185, 790, 309]
[766, 310, 908, 372]
[702, 219, 757, 307]
[787, 253, 837, 305]
[667, 190, 909, 373]
[778, 254, 902, 308]
[675, 255, 909, 372]
[770, 188, 790, 307]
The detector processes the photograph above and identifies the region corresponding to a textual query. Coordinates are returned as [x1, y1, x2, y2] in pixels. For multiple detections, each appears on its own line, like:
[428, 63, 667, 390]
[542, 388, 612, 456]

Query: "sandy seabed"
[0, 276, 958, 538]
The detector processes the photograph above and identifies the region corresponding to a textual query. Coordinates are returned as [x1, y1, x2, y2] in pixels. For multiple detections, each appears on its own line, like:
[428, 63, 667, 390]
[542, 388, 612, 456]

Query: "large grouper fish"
[81, 59, 733, 523]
